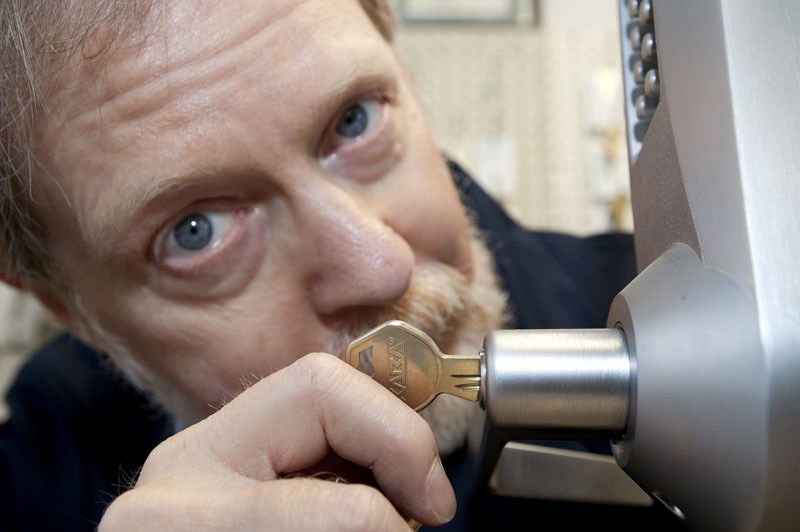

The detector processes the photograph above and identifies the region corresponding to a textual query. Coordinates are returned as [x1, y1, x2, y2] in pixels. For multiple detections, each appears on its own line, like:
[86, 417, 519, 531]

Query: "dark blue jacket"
[0, 161, 685, 531]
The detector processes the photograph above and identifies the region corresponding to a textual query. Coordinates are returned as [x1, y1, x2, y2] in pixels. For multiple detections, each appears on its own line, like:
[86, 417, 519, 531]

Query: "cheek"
[414, 187, 471, 267]
[386, 139, 473, 276]
[91, 264, 347, 410]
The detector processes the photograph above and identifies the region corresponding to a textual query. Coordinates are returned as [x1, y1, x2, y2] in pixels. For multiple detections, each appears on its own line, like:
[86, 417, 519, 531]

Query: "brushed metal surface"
[489, 442, 652, 506]
[483, 329, 630, 432]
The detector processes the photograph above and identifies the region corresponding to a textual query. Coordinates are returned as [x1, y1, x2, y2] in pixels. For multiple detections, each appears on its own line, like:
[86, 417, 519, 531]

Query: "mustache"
[322, 231, 510, 362]
[322, 258, 472, 359]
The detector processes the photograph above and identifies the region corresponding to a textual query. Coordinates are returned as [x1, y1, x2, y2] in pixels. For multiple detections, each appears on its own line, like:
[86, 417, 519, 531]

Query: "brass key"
[345, 320, 482, 411]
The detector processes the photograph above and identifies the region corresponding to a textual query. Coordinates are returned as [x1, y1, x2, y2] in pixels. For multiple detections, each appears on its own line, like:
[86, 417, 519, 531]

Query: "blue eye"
[334, 99, 381, 140]
[173, 213, 213, 250]
[336, 103, 369, 138]
[164, 211, 235, 258]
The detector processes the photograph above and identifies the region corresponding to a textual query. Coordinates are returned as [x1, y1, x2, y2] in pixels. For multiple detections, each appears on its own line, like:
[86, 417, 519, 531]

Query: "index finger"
[199, 352, 456, 525]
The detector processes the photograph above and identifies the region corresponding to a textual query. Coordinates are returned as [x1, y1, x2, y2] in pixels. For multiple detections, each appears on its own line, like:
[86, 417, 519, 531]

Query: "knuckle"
[137, 445, 172, 484]
[97, 496, 127, 532]
[294, 351, 342, 375]
[137, 428, 200, 484]
[99, 485, 208, 531]
[288, 352, 349, 397]
[98, 490, 149, 532]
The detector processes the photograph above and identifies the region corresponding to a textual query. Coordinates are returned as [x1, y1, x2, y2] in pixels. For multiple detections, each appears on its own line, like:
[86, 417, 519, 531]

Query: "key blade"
[345, 320, 440, 410]
[436, 354, 481, 402]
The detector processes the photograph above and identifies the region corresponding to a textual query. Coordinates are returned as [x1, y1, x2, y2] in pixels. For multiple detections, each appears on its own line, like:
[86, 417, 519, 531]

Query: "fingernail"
[425, 457, 456, 524]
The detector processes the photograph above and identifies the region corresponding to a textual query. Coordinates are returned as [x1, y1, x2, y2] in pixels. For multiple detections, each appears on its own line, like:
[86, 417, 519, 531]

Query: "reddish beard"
[319, 233, 510, 454]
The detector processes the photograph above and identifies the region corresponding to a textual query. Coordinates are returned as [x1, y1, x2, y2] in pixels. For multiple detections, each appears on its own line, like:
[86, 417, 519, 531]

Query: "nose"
[294, 182, 415, 315]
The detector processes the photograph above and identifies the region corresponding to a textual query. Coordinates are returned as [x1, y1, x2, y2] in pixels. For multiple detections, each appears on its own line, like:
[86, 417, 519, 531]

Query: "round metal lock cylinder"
[482, 329, 631, 433]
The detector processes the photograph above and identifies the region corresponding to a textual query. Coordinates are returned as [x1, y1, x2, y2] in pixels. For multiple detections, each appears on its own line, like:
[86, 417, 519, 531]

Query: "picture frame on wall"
[397, 0, 519, 23]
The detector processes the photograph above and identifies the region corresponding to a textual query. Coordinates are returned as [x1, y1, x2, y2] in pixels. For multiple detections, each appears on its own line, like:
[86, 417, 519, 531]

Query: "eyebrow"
[91, 164, 226, 257]
[127, 166, 219, 216]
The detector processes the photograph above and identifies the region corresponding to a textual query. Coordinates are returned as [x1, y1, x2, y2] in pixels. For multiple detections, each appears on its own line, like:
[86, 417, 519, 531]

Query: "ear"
[1, 271, 71, 325]
[27, 285, 71, 325]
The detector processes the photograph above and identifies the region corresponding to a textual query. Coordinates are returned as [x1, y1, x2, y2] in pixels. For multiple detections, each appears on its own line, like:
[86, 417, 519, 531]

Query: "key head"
[345, 320, 441, 411]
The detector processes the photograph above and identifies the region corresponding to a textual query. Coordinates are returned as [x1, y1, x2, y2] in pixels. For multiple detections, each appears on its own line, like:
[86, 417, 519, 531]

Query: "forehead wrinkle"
[45, 0, 387, 151]
[51, 0, 310, 136]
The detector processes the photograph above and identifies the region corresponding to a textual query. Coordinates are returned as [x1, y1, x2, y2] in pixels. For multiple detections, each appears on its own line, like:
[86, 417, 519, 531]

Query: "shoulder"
[1, 334, 172, 530]
[6, 332, 172, 453]
[447, 158, 636, 329]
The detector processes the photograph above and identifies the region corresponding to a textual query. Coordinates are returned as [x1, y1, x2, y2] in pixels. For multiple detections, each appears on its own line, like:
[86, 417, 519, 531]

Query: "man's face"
[31, 0, 498, 427]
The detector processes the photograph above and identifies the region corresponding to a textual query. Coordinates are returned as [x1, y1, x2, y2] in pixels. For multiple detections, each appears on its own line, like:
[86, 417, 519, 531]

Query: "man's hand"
[99, 353, 456, 531]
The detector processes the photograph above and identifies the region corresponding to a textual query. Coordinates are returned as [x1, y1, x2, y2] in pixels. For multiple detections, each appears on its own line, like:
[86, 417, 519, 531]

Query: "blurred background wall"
[393, 0, 631, 234]
[0, 0, 630, 420]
